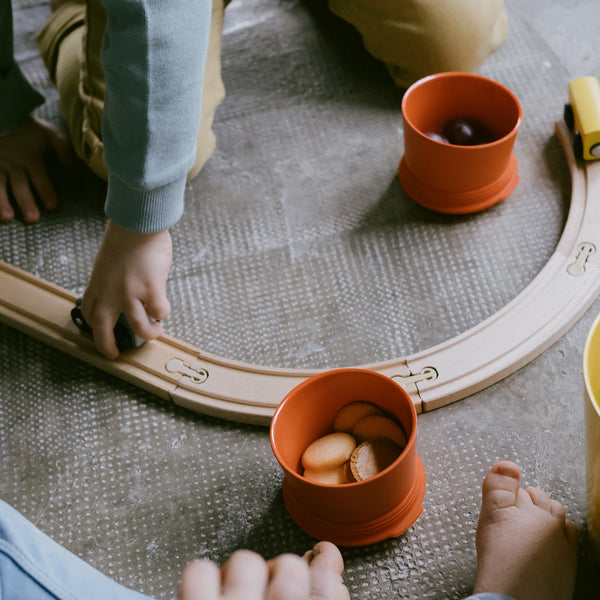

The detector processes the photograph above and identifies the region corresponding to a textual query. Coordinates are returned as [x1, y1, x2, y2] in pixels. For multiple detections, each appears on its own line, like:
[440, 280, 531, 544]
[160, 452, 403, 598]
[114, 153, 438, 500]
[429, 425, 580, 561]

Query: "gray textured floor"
[3, 0, 600, 599]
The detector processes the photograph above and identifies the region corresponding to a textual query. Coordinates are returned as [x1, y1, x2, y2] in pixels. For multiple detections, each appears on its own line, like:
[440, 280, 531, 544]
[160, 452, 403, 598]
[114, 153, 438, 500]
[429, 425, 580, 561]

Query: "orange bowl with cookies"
[270, 368, 426, 546]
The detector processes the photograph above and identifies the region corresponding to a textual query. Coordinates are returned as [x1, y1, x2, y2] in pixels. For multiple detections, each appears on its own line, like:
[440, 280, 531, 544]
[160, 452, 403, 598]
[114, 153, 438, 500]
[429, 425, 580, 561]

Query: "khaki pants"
[330, 0, 507, 88]
[37, 0, 507, 182]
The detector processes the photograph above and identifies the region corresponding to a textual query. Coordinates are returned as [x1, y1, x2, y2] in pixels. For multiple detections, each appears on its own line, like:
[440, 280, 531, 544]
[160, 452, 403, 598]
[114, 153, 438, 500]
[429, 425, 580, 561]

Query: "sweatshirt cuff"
[0, 63, 45, 130]
[104, 173, 187, 233]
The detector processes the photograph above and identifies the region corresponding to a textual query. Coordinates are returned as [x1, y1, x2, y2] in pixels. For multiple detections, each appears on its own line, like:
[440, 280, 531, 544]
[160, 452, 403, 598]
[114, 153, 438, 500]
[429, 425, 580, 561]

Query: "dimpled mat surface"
[3, 0, 600, 598]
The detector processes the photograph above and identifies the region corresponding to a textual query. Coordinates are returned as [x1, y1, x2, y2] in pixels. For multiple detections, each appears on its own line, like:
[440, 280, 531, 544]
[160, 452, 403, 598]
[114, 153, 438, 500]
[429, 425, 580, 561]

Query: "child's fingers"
[266, 553, 310, 600]
[221, 550, 269, 600]
[177, 546, 349, 600]
[126, 300, 164, 341]
[9, 168, 40, 223]
[28, 163, 58, 212]
[84, 302, 120, 359]
[304, 542, 350, 600]
[93, 322, 120, 358]
[0, 173, 15, 222]
[177, 559, 221, 600]
[144, 293, 171, 322]
[304, 541, 345, 574]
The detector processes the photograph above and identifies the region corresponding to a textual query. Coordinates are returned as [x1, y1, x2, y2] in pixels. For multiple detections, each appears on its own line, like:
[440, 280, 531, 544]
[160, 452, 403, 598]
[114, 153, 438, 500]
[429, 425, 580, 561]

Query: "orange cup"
[270, 368, 426, 546]
[398, 72, 523, 214]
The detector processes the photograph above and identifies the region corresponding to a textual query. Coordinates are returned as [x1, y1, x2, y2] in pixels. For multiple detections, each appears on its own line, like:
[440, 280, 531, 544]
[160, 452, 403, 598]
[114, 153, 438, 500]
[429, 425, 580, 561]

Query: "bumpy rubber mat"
[3, 0, 600, 598]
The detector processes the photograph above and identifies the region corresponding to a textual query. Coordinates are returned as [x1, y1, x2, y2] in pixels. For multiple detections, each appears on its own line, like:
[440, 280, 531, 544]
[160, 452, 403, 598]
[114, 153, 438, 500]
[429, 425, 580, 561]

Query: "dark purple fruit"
[443, 118, 480, 145]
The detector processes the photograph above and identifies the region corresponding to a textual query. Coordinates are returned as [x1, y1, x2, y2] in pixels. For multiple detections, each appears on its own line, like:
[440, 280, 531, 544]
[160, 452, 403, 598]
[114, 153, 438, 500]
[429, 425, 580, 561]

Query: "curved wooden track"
[1, 121, 600, 425]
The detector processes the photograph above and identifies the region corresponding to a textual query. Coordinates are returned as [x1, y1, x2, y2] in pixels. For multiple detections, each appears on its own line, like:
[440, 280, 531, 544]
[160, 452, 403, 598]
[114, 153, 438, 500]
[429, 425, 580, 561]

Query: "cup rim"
[270, 368, 418, 487]
[401, 71, 523, 148]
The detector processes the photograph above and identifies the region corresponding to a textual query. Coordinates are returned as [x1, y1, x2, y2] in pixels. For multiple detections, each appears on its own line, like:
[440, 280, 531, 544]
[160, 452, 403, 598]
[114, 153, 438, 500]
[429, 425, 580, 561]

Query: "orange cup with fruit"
[398, 72, 522, 214]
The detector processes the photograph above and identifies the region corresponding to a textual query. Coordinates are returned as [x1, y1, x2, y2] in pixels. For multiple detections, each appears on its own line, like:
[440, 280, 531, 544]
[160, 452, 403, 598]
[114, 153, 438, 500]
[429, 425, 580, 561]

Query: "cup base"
[398, 152, 519, 214]
[282, 454, 427, 547]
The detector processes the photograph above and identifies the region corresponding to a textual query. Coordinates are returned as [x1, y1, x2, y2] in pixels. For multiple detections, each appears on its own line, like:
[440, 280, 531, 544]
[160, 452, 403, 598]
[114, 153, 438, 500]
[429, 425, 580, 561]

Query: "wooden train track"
[1, 121, 599, 425]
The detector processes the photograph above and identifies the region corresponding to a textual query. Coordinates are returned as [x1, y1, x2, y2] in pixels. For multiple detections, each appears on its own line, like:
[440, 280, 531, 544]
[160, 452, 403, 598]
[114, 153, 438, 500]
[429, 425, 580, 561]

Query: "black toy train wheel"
[573, 131, 584, 160]
[563, 103, 574, 129]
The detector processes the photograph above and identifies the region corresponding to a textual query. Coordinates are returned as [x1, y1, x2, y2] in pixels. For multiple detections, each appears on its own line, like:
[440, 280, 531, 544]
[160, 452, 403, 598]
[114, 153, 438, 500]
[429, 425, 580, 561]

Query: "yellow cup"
[584, 311, 600, 562]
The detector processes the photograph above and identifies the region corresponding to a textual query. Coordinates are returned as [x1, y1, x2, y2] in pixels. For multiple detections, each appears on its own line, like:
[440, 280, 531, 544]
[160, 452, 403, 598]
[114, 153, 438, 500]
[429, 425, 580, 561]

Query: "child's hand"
[81, 220, 172, 359]
[0, 117, 71, 223]
[177, 541, 350, 600]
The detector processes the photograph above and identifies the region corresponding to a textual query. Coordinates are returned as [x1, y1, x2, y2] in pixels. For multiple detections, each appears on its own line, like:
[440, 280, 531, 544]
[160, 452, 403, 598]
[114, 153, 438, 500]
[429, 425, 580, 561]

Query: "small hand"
[177, 541, 350, 600]
[0, 117, 72, 223]
[81, 220, 172, 359]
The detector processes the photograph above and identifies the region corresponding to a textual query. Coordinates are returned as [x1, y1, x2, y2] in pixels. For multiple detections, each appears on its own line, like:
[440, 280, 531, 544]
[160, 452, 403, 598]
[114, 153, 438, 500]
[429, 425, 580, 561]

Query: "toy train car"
[564, 76, 600, 160]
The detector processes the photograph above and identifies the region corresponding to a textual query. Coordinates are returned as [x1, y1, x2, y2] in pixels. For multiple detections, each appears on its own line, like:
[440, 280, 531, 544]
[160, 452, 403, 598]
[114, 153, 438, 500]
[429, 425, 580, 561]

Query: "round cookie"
[303, 464, 351, 485]
[350, 440, 401, 482]
[333, 401, 384, 433]
[301, 432, 357, 471]
[343, 460, 356, 484]
[352, 415, 408, 449]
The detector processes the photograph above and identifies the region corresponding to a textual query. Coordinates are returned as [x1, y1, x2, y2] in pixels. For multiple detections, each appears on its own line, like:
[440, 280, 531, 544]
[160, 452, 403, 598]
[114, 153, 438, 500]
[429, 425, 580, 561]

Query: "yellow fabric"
[36, 1, 106, 178]
[329, 0, 508, 88]
[35, 1, 84, 80]
[188, 0, 226, 180]
[37, 0, 226, 182]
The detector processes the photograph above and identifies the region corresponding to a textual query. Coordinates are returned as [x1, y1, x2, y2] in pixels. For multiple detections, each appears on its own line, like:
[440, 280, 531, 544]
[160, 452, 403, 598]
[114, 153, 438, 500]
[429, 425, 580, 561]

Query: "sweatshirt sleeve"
[100, 0, 212, 233]
[0, 0, 45, 130]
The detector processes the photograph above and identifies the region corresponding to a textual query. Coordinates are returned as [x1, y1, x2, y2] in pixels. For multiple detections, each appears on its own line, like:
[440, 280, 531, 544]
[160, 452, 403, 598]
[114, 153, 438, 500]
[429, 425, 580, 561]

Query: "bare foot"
[473, 461, 578, 600]
[177, 541, 349, 600]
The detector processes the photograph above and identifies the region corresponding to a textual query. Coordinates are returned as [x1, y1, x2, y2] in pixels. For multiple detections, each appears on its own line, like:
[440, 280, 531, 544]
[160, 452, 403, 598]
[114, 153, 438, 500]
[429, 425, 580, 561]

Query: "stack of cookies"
[301, 402, 407, 484]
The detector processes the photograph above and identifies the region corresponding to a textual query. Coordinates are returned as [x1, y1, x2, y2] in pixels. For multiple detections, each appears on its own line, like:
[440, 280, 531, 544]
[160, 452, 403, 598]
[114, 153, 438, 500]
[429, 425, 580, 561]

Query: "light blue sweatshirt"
[1, 0, 212, 233]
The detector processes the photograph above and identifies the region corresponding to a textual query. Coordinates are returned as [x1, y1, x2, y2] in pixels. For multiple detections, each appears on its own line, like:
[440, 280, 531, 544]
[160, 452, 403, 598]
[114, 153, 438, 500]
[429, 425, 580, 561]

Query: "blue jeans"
[0, 499, 152, 600]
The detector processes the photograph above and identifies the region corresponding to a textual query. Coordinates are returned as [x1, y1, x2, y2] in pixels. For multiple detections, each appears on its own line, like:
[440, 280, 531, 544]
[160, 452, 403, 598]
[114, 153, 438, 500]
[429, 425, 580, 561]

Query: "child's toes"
[526, 487, 565, 519]
[565, 519, 579, 546]
[481, 461, 522, 511]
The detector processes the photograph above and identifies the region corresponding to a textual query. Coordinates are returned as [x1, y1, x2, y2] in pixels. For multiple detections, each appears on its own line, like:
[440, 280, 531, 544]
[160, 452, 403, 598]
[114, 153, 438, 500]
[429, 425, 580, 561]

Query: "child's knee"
[329, 0, 508, 88]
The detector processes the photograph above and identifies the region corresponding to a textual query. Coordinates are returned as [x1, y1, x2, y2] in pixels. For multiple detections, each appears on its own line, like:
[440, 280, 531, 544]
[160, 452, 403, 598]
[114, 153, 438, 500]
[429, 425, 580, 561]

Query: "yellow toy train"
[564, 75, 600, 160]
